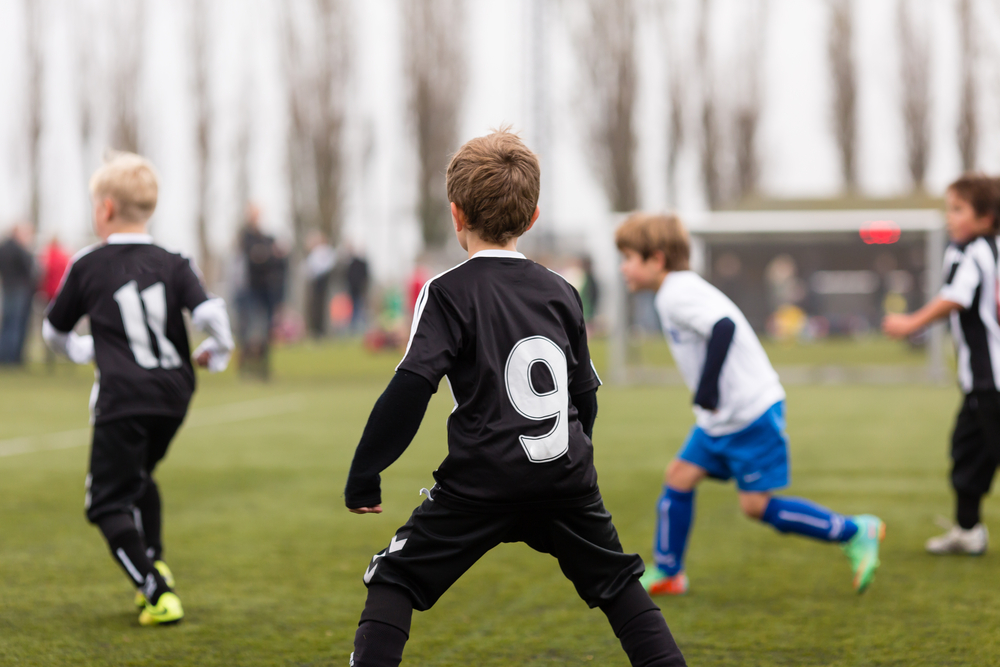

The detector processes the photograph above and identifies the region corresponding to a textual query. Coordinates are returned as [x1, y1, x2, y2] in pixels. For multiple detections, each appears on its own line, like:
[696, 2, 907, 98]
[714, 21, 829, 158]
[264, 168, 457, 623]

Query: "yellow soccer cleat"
[138, 591, 184, 626]
[134, 560, 176, 608]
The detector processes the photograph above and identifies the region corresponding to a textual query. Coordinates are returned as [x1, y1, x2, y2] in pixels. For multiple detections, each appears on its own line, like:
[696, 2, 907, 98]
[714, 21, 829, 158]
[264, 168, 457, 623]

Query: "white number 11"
[114, 281, 182, 370]
[504, 336, 569, 463]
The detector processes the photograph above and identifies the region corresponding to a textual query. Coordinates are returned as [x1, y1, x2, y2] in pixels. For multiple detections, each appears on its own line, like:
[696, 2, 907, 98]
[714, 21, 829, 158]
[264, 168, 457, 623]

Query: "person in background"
[581, 255, 600, 325]
[346, 250, 369, 333]
[0, 223, 36, 365]
[238, 205, 284, 378]
[305, 231, 336, 339]
[38, 236, 72, 369]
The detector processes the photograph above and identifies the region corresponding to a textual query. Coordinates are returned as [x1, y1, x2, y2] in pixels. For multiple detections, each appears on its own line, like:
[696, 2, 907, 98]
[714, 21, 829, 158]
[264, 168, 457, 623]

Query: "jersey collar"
[106, 233, 154, 245]
[470, 249, 526, 260]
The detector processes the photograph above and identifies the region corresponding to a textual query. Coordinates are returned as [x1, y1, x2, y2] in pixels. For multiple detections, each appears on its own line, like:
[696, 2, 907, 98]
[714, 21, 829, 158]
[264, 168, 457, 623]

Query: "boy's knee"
[738, 492, 770, 519]
[665, 459, 701, 490]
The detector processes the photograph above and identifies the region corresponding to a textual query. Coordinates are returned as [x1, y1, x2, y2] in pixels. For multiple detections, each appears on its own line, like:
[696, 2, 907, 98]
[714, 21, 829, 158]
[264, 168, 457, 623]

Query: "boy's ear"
[651, 250, 667, 271]
[450, 202, 466, 232]
[524, 205, 540, 233]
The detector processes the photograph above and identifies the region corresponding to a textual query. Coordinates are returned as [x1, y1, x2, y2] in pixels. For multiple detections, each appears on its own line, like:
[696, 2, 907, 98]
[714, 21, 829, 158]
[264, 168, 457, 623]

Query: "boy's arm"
[345, 370, 435, 512]
[883, 297, 962, 339]
[571, 387, 598, 439]
[41, 318, 94, 364]
[42, 260, 91, 363]
[693, 317, 735, 410]
[191, 298, 235, 372]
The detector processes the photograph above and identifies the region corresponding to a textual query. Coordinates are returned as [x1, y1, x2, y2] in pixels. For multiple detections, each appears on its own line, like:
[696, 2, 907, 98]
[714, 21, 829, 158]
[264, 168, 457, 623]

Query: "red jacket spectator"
[40, 239, 70, 302]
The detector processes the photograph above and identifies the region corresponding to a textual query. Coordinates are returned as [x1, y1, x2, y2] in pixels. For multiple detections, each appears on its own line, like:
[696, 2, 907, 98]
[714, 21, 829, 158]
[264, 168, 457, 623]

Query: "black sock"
[135, 479, 163, 561]
[97, 513, 170, 604]
[957, 493, 982, 530]
[353, 585, 413, 667]
[601, 580, 686, 667]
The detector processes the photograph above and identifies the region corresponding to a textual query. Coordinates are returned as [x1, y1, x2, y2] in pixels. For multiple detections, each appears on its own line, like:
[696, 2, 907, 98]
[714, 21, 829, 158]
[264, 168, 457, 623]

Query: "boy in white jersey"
[615, 213, 884, 595]
[884, 174, 1000, 555]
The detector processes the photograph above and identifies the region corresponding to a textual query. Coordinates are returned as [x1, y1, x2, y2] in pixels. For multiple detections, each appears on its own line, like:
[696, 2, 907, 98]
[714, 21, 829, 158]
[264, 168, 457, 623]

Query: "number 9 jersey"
[45, 234, 213, 424]
[396, 250, 602, 508]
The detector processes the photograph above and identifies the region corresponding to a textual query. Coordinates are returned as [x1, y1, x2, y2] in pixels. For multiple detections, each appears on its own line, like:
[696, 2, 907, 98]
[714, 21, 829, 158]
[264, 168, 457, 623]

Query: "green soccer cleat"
[640, 566, 688, 596]
[138, 591, 184, 626]
[134, 560, 176, 608]
[841, 515, 885, 594]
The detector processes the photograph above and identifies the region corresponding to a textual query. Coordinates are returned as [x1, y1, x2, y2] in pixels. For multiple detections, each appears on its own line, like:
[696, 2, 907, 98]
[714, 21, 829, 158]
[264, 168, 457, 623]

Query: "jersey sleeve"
[175, 256, 211, 311]
[659, 279, 729, 338]
[395, 281, 462, 390]
[568, 289, 602, 395]
[939, 248, 981, 309]
[44, 262, 86, 333]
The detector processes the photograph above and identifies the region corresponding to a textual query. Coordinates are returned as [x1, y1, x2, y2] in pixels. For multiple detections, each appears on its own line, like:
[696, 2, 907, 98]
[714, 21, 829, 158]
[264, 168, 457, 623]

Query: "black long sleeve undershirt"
[344, 370, 434, 509]
[693, 317, 735, 411]
[344, 373, 601, 509]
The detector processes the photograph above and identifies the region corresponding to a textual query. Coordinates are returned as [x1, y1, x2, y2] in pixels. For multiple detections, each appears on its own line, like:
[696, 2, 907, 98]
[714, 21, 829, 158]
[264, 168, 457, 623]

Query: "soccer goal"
[591, 208, 948, 386]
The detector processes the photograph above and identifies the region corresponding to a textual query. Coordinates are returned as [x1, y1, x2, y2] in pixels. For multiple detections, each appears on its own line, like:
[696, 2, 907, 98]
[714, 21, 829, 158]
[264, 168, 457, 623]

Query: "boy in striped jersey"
[884, 174, 1000, 555]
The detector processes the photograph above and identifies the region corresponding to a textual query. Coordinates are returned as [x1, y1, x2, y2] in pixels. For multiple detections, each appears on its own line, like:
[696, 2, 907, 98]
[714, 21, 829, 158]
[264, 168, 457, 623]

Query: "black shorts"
[951, 391, 1000, 497]
[85, 415, 183, 524]
[361, 493, 645, 611]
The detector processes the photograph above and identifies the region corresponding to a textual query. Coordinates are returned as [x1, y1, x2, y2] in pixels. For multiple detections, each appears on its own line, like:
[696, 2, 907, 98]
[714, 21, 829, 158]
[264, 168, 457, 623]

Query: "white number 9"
[504, 336, 569, 462]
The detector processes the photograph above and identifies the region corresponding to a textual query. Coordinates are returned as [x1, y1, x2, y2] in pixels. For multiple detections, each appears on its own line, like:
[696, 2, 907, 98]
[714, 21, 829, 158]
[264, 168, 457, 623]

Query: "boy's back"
[47, 236, 210, 423]
[398, 250, 601, 507]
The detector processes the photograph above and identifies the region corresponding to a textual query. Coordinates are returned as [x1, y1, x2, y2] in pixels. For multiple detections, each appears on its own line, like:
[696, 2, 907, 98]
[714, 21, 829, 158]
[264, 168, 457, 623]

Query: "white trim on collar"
[106, 233, 154, 245]
[470, 249, 526, 260]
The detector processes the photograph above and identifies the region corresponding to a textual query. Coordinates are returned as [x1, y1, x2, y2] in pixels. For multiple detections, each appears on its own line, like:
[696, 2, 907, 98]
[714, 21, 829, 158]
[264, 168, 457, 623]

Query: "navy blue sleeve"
[693, 317, 735, 411]
[344, 370, 434, 509]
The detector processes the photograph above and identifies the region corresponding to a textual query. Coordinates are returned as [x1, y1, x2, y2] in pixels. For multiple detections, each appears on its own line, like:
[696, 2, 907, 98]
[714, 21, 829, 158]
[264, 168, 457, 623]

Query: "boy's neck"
[654, 270, 670, 291]
[465, 235, 520, 259]
[101, 221, 149, 241]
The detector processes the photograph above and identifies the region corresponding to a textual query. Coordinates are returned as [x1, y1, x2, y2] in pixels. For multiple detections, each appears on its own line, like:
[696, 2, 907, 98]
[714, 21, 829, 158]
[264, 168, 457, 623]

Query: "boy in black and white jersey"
[884, 174, 1000, 555]
[43, 153, 234, 625]
[344, 129, 686, 666]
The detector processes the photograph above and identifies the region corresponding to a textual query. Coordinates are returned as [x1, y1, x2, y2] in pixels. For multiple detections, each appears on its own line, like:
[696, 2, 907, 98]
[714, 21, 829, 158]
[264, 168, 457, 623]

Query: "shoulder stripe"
[395, 260, 470, 371]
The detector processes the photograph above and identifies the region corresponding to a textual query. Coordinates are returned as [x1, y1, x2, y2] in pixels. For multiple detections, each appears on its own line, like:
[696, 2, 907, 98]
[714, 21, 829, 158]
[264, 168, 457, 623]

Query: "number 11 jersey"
[46, 234, 211, 424]
[397, 250, 602, 509]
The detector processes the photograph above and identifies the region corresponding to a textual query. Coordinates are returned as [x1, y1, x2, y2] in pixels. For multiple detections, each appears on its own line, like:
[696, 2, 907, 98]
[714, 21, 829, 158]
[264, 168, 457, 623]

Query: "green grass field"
[1, 341, 997, 666]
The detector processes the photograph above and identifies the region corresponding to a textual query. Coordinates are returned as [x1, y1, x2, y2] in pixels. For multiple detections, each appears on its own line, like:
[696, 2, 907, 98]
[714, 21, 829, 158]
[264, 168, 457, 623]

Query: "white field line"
[0, 394, 305, 458]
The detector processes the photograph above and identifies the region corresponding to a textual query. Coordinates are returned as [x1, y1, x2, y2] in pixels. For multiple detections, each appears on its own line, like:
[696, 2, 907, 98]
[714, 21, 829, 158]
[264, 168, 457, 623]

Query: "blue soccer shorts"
[677, 401, 789, 492]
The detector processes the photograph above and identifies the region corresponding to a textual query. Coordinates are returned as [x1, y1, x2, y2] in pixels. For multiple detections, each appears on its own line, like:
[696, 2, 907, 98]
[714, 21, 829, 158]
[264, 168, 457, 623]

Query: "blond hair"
[89, 152, 159, 222]
[446, 127, 540, 245]
[615, 213, 690, 271]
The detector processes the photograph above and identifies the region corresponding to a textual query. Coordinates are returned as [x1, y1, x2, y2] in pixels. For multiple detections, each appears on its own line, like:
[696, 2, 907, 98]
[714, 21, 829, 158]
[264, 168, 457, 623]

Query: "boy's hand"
[349, 505, 383, 514]
[882, 313, 916, 339]
[195, 350, 212, 367]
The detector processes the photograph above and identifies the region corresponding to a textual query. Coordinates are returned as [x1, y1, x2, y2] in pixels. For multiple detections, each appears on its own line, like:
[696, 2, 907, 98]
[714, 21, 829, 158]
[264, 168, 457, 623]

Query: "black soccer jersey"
[940, 236, 1000, 393]
[396, 249, 602, 507]
[46, 234, 210, 424]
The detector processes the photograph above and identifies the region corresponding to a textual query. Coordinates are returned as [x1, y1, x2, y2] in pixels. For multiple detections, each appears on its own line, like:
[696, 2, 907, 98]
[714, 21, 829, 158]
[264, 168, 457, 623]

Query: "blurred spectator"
[346, 250, 369, 333]
[237, 205, 286, 379]
[38, 236, 71, 370]
[305, 231, 336, 338]
[407, 264, 430, 313]
[0, 224, 37, 365]
[580, 256, 599, 324]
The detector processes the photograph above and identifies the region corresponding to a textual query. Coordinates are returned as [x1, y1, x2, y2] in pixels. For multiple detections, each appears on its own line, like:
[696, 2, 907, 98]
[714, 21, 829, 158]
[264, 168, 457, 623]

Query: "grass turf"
[0, 341, 997, 666]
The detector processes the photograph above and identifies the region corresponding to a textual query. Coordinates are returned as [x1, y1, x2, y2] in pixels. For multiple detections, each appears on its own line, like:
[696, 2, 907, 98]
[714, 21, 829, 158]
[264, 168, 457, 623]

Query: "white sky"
[2, 0, 1000, 282]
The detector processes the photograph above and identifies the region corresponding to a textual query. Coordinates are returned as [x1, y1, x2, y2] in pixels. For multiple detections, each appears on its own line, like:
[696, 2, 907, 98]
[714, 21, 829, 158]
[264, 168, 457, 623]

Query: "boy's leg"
[751, 493, 858, 542]
[87, 419, 173, 606]
[952, 392, 1000, 527]
[648, 460, 705, 586]
[601, 580, 686, 667]
[352, 584, 413, 667]
[134, 416, 183, 562]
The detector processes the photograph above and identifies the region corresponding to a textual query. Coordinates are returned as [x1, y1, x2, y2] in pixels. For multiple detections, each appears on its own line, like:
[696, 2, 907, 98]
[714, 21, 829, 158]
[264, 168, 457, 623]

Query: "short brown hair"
[446, 127, 540, 245]
[615, 213, 690, 271]
[948, 173, 1000, 231]
[89, 151, 159, 222]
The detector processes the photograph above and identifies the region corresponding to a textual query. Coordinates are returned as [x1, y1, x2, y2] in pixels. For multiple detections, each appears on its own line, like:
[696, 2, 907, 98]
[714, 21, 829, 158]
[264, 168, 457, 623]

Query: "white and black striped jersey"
[397, 249, 602, 507]
[939, 236, 1000, 393]
[45, 234, 212, 423]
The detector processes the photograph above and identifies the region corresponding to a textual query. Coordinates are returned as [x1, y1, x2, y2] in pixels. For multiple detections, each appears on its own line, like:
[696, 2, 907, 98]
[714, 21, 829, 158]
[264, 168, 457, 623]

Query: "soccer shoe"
[640, 568, 689, 596]
[134, 560, 176, 608]
[138, 592, 184, 626]
[925, 523, 988, 555]
[841, 514, 885, 594]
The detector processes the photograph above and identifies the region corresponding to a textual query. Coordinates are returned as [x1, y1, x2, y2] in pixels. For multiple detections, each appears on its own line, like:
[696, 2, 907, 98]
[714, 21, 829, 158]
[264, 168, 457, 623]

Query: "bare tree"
[898, 1, 931, 191]
[828, 0, 857, 191]
[404, 0, 466, 247]
[108, 0, 145, 153]
[576, 0, 640, 212]
[697, 0, 723, 209]
[666, 68, 684, 208]
[957, 0, 978, 171]
[25, 0, 44, 228]
[732, 0, 767, 202]
[190, 0, 214, 280]
[283, 0, 350, 247]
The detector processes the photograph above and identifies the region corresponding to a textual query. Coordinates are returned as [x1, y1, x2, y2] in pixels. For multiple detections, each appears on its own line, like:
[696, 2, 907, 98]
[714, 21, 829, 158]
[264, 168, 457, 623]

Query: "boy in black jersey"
[344, 130, 685, 667]
[43, 152, 234, 625]
[884, 174, 1000, 555]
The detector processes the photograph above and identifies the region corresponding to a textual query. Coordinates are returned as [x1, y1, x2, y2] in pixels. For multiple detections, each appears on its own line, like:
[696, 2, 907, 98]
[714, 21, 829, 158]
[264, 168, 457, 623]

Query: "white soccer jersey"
[938, 236, 1000, 394]
[655, 271, 785, 436]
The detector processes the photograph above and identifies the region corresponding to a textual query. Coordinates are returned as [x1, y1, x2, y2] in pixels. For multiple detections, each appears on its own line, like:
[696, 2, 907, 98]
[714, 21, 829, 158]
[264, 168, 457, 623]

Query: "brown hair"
[89, 151, 159, 222]
[446, 127, 540, 245]
[947, 173, 1000, 231]
[615, 213, 690, 271]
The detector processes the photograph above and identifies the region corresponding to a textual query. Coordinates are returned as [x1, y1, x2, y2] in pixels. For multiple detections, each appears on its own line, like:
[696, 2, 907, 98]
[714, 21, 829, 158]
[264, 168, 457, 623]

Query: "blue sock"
[761, 496, 858, 542]
[653, 486, 694, 576]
